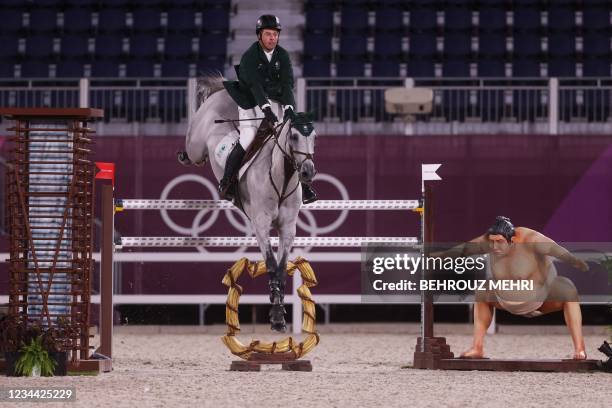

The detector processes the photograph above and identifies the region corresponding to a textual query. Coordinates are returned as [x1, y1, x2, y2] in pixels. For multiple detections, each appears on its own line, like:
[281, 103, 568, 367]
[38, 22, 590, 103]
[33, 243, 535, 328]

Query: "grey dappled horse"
[180, 74, 317, 332]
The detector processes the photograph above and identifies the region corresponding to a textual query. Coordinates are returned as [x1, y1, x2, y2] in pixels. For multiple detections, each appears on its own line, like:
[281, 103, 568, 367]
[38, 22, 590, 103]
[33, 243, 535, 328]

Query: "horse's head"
[287, 112, 316, 184]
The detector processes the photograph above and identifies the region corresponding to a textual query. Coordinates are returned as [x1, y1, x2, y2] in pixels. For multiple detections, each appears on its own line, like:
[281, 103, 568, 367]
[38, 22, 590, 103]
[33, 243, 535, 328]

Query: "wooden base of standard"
[230, 352, 312, 372]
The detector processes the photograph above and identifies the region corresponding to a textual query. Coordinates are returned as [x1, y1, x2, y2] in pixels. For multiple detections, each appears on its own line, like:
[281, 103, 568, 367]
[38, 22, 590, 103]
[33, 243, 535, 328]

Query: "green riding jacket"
[223, 41, 296, 110]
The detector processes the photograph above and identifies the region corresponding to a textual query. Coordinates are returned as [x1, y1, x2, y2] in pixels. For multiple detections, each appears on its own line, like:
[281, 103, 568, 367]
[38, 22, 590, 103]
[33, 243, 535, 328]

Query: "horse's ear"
[306, 111, 315, 122]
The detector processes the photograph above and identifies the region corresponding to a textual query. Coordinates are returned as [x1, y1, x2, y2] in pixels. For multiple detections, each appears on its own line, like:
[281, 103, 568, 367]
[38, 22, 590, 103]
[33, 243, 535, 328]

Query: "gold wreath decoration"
[221, 256, 320, 360]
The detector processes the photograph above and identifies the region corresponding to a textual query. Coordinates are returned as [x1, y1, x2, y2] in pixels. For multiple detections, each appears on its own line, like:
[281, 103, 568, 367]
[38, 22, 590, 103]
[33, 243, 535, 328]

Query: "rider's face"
[259, 29, 279, 51]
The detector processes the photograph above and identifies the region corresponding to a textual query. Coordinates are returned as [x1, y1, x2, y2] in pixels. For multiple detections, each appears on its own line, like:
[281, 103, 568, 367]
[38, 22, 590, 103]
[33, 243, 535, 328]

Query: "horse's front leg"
[272, 208, 298, 333]
[252, 213, 286, 332]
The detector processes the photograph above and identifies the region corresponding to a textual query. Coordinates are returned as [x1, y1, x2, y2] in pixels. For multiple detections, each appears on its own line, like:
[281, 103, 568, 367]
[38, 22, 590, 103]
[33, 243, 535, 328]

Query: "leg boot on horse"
[268, 272, 287, 333]
[301, 183, 318, 204]
[218, 142, 245, 201]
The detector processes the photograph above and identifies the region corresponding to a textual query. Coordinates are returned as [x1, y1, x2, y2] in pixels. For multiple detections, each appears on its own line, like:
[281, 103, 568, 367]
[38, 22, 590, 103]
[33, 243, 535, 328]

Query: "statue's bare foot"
[573, 350, 587, 360]
[460, 347, 484, 359]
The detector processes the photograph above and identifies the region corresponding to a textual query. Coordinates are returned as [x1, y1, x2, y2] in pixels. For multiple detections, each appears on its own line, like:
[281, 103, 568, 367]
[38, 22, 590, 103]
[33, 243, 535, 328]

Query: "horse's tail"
[195, 71, 226, 109]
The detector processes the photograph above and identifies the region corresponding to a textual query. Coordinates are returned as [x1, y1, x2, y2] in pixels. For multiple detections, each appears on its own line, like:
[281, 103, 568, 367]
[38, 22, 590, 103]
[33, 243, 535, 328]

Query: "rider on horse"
[219, 14, 318, 204]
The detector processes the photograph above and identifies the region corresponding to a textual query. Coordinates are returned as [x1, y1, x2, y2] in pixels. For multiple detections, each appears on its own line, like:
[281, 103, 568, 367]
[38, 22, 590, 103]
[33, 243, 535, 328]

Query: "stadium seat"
[444, 8, 472, 31]
[409, 33, 437, 58]
[477, 59, 506, 77]
[302, 58, 330, 76]
[583, 57, 610, 77]
[26, 36, 54, 58]
[161, 60, 190, 77]
[548, 58, 575, 77]
[132, 9, 162, 33]
[548, 33, 575, 58]
[60, 36, 89, 58]
[513, 32, 541, 58]
[444, 33, 471, 58]
[29, 10, 58, 33]
[339, 35, 367, 59]
[201, 8, 229, 33]
[407, 59, 435, 77]
[512, 8, 541, 32]
[21, 61, 50, 78]
[375, 7, 404, 33]
[126, 60, 155, 77]
[478, 33, 506, 58]
[443, 59, 471, 77]
[304, 33, 332, 58]
[478, 7, 507, 33]
[583, 32, 610, 58]
[57, 61, 84, 78]
[512, 58, 540, 77]
[337, 61, 365, 77]
[340, 8, 369, 35]
[63, 9, 93, 34]
[547, 7, 576, 32]
[0, 63, 16, 78]
[409, 8, 437, 34]
[164, 35, 194, 59]
[167, 9, 197, 34]
[199, 34, 227, 57]
[374, 33, 402, 59]
[0, 10, 24, 33]
[130, 35, 159, 59]
[305, 8, 333, 34]
[372, 61, 400, 77]
[582, 7, 611, 33]
[98, 9, 128, 33]
[0, 36, 19, 59]
[92, 61, 120, 77]
[95, 35, 124, 59]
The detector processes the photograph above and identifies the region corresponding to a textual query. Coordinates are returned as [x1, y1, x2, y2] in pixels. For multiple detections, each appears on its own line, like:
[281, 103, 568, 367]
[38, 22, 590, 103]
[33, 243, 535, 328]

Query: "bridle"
[268, 117, 315, 205]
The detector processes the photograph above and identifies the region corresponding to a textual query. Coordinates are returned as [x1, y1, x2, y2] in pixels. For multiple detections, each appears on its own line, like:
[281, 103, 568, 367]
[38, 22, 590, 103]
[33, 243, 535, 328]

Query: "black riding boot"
[301, 183, 318, 204]
[218, 143, 246, 201]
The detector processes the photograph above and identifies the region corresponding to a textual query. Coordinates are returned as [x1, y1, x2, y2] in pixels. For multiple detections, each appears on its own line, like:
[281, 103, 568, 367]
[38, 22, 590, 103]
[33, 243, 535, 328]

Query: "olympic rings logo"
[159, 173, 349, 254]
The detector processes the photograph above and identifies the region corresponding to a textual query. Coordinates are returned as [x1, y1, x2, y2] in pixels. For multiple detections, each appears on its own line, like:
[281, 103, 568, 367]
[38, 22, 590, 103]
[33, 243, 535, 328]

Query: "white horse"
[178, 74, 317, 332]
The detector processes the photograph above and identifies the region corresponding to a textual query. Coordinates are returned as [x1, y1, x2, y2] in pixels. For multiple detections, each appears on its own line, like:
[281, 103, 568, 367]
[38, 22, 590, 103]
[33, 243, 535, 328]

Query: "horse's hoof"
[271, 321, 287, 333]
[177, 151, 191, 166]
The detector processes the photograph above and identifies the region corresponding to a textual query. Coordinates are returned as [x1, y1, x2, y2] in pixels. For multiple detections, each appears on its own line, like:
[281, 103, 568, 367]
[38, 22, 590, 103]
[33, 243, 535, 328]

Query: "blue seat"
[337, 61, 364, 77]
[21, 61, 50, 78]
[92, 61, 119, 77]
[0, 10, 24, 33]
[26, 36, 54, 58]
[164, 35, 194, 59]
[161, 60, 190, 77]
[407, 59, 435, 77]
[303, 58, 330, 76]
[0, 36, 19, 59]
[306, 9, 333, 33]
[583, 33, 610, 57]
[583, 57, 610, 77]
[64, 0, 97, 7]
[582, 7, 611, 33]
[126, 61, 155, 77]
[477, 59, 506, 77]
[305, 0, 337, 9]
[409, 9, 437, 33]
[375, 7, 404, 33]
[130, 35, 159, 59]
[167, 9, 197, 33]
[409, 33, 437, 58]
[478, 7, 506, 32]
[548, 33, 575, 57]
[444, 33, 471, 57]
[0, 63, 16, 78]
[304, 33, 332, 57]
[63, 9, 93, 34]
[512, 58, 540, 77]
[513, 32, 541, 57]
[341, 8, 368, 34]
[95, 35, 124, 59]
[98, 9, 128, 33]
[61, 36, 89, 58]
[29, 10, 57, 33]
[374, 33, 402, 59]
[548, 7, 576, 32]
[444, 8, 472, 31]
[513, 8, 541, 32]
[479, 33, 506, 57]
[57, 61, 84, 78]
[372, 60, 400, 77]
[199, 34, 226, 57]
[201, 8, 229, 33]
[339, 35, 367, 58]
[548, 58, 575, 77]
[133, 9, 162, 33]
[443, 59, 470, 77]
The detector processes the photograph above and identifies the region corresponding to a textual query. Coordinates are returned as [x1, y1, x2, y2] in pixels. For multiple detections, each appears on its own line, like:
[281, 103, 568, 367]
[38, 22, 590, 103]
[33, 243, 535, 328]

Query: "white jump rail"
[116, 199, 421, 211]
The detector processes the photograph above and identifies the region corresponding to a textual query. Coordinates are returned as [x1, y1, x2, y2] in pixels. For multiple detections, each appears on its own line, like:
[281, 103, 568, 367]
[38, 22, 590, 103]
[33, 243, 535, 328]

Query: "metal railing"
[1, 77, 612, 134]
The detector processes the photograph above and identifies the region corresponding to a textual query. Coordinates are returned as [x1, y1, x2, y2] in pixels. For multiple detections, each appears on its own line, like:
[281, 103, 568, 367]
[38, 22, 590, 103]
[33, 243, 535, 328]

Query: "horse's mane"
[196, 71, 226, 108]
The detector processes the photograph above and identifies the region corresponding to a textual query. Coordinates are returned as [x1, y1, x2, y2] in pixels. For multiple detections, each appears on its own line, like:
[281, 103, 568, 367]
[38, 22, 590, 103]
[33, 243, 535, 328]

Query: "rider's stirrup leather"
[218, 143, 245, 201]
[301, 183, 318, 204]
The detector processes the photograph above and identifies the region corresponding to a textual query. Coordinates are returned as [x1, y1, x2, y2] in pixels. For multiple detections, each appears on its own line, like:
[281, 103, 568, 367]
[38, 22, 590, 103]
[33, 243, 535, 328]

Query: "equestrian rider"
[220, 14, 317, 204]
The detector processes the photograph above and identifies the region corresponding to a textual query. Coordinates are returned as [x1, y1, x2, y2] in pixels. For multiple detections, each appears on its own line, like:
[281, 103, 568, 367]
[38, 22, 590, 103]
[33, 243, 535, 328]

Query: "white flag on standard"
[421, 163, 442, 190]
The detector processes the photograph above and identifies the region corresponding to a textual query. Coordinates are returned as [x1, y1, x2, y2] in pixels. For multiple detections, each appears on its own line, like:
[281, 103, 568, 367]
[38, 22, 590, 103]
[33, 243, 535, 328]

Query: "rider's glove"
[262, 106, 278, 125]
[283, 106, 296, 122]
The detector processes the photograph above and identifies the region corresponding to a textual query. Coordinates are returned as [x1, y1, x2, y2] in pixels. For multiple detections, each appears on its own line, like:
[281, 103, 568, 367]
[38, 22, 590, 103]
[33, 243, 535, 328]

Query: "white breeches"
[237, 101, 283, 150]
